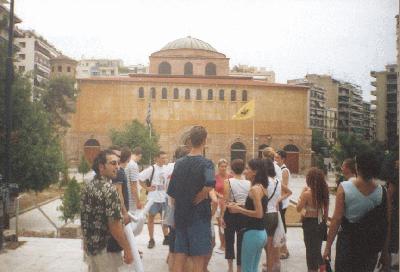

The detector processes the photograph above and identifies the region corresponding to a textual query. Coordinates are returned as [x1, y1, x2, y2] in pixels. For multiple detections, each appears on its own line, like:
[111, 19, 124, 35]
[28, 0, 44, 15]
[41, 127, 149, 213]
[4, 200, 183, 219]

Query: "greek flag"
[146, 102, 151, 128]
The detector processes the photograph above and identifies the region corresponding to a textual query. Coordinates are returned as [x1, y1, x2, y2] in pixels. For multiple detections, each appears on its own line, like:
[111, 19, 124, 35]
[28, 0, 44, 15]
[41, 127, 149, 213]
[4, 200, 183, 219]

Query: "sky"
[14, 0, 398, 101]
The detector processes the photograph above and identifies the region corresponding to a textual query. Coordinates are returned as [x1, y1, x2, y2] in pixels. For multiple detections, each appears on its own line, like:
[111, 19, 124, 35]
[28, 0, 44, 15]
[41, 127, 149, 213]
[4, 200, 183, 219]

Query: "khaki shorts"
[85, 249, 123, 272]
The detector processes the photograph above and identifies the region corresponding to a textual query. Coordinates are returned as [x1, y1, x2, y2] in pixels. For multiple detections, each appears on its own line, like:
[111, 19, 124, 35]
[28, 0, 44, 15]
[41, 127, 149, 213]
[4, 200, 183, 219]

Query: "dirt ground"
[18, 185, 64, 212]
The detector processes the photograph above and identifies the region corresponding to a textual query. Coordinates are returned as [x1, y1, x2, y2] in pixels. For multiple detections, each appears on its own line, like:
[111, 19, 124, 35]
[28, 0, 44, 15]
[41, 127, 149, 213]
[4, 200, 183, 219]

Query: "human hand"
[221, 218, 226, 228]
[193, 192, 205, 205]
[377, 250, 389, 271]
[124, 248, 133, 264]
[136, 201, 143, 209]
[322, 247, 330, 261]
[147, 185, 156, 192]
[123, 213, 130, 225]
[227, 203, 240, 213]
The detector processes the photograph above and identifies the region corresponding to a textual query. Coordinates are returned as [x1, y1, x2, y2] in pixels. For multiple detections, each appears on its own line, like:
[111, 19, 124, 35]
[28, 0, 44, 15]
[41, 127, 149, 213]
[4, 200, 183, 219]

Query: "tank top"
[267, 177, 281, 213]
[215, 173, 232, 195]
[228, 178, 251, 205]
[243, 186, 268, 230]
[341, 180, 383, 223]
[281, 164, 291, 209]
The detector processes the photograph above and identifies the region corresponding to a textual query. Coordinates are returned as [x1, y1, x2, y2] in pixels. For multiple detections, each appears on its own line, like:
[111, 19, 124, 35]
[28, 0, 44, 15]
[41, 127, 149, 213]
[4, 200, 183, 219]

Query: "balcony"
[371, 90, 377, 96]
[371, 99, 377, 105]
[371, 81, 377, 87]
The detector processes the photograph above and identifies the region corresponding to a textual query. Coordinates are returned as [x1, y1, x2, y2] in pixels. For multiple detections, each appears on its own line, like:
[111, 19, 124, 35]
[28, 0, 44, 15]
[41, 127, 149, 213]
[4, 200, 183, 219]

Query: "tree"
[0, 43, 64, 192]
[110, 119, 160, 164]
[78, 155, 90, 180]
[312, 129, 330, 157]
[58, 177, 81, 223]
[331, 133, 386, 173]
[40, 75, 78, 132]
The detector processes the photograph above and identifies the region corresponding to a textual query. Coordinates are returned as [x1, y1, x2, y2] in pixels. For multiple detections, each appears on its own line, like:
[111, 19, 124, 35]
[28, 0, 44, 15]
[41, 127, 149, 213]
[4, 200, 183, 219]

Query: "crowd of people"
[80, 125, 399, 272]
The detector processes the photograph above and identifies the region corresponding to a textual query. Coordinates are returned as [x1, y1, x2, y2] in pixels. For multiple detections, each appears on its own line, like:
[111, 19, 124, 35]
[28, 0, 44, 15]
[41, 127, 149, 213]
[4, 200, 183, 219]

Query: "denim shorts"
[174, 220, 212, 256]
[148, 202, 167, 216]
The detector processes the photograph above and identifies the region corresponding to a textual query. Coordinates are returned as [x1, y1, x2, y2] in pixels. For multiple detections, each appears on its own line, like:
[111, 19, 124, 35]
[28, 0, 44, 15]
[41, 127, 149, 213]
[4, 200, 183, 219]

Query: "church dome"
[160, 36, 218, 53]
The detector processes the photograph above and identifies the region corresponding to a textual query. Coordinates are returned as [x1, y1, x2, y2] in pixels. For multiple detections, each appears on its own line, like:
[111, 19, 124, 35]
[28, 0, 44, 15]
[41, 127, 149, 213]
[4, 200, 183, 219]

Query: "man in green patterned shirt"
[81, 149, 133, 272]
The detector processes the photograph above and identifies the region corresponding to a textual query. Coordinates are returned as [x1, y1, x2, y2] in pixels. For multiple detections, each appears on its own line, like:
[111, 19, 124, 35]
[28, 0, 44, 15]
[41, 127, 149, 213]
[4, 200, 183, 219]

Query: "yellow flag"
[232, 100, 255, 120]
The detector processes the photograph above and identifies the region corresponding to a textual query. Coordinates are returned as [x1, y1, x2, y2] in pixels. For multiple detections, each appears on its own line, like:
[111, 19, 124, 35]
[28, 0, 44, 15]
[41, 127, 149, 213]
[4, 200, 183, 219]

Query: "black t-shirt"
[107, 168, 129, 252]
[167, 155, 215, 228]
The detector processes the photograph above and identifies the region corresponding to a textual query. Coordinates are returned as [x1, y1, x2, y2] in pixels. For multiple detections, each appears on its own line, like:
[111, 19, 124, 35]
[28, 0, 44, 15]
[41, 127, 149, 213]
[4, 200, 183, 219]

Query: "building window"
[196, 89, 202, 100]
[58, 66, 62, 72]
[205, 62, 216, 75]
[19, 54, 25, 60]
[158, 62, 171, 74]
[242, 90, 248, 101]
[51, 66, 54, 72]
[18, 66, 25, 73]
[219, 89, 225, 101]
[110, 70, 114, 75]
[184, 62, 193, 75]
[185, 88, 191, 100]
[173, 88, 179, 99]
[67, 66, 71, 72]
[151, 87, 156, 99]
[231, 90, 236, 101]
[19, 42, 26, 48]
[231, 142, 246, 162]
[208, 89, 213, 100]
[162, 88, 168, 99]
[138, 87, 144, 98]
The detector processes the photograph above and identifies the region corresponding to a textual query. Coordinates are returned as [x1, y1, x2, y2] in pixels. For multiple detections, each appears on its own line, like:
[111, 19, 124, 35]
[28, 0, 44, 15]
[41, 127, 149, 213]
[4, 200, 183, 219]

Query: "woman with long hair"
[297, 168, 329, 272]
[227, 159, 268, 272]
[215, 158, 232, 253]
[323, 151, 390, 272]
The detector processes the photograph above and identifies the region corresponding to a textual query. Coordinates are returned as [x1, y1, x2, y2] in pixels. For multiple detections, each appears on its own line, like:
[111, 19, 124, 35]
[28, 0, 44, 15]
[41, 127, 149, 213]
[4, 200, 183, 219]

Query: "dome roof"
[160, 36, 218, 53]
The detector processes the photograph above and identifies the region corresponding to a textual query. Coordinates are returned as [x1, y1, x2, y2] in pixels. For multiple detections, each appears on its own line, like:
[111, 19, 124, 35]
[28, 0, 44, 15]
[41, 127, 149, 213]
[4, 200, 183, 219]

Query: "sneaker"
[162, 235, 169, 246]
[214, 248, 224, 254]
[147, 239, 155, 249]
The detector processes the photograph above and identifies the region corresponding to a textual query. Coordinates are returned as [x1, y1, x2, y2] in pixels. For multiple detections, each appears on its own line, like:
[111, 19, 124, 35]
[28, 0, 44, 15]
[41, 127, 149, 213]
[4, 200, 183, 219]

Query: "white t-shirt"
[125, 160, 140, 210]
[139, 164, 167, 203]
[274, 161, 282, 182]
[267, 176, 281, 213]
[280, 164, 291, 209]
[227, 178, 251, 206]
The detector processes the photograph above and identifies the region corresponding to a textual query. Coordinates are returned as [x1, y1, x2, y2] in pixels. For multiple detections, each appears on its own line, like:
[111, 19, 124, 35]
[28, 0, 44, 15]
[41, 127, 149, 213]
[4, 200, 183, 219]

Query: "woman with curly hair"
[297, 167, 329, 272]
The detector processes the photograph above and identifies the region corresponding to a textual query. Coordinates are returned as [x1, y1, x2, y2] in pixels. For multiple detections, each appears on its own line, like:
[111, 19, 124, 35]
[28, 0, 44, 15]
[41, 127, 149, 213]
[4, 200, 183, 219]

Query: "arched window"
[231, 142, 246, 162]
[162, 88, 168, 99]
[151, 87, 156, 99]
[242, 90, 248, 101]
[185, 88, 191, 100]
[158, 62, 171, 74]
[219, 89, 224, 101]
[231, 90, 237, 101]
[84, 139, 100, 147]
[208, 89, 213, 100]
[283, 144, 300, 152]
[184, 62, 193, 75]
[138, 87, 144, 98]
[196, 89, 202, 100]
[258, 144, 269, 158]
[205, 62, 216, 75]
[173, 88, 179, 99]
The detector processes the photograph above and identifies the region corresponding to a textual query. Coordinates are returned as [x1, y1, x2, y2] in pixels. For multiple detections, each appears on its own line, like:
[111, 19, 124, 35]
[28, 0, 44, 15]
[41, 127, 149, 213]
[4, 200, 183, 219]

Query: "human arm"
[220, 180, 230, 228]
[378, 184, 393, 270]
[193, 186, 213, 205]
[227, 186, 264, 219]
[209, 189, 219, 216]
[323, 184, 345, 259]
[108, 218, 133, 264]
[130, 181, 142, 209]
[193, 160, 216, 205]
[138, 167, 156, 192]
[114, 183, 129, 224]
[278, 170, 292, 204]
[296, 188, 308, 213]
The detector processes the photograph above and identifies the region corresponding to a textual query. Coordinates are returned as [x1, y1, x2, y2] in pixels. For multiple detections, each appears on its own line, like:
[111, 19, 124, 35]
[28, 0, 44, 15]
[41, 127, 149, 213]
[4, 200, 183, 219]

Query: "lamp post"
[1, 0, 15, 251]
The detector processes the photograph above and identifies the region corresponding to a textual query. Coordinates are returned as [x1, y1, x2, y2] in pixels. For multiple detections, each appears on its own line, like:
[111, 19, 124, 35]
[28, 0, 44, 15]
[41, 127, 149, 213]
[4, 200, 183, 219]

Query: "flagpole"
[252, 116, 255, 158]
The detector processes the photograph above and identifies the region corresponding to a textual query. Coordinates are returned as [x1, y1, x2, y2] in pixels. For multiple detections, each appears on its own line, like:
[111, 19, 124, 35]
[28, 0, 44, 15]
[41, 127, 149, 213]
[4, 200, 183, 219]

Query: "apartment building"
[371, 64, 398, 148]
[324, 108, 338, 145]
[76, 59, 123, 78]
[15, 29, 61, 86]
[362, 102, 376, 142]
[230, 64, 275, 83]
